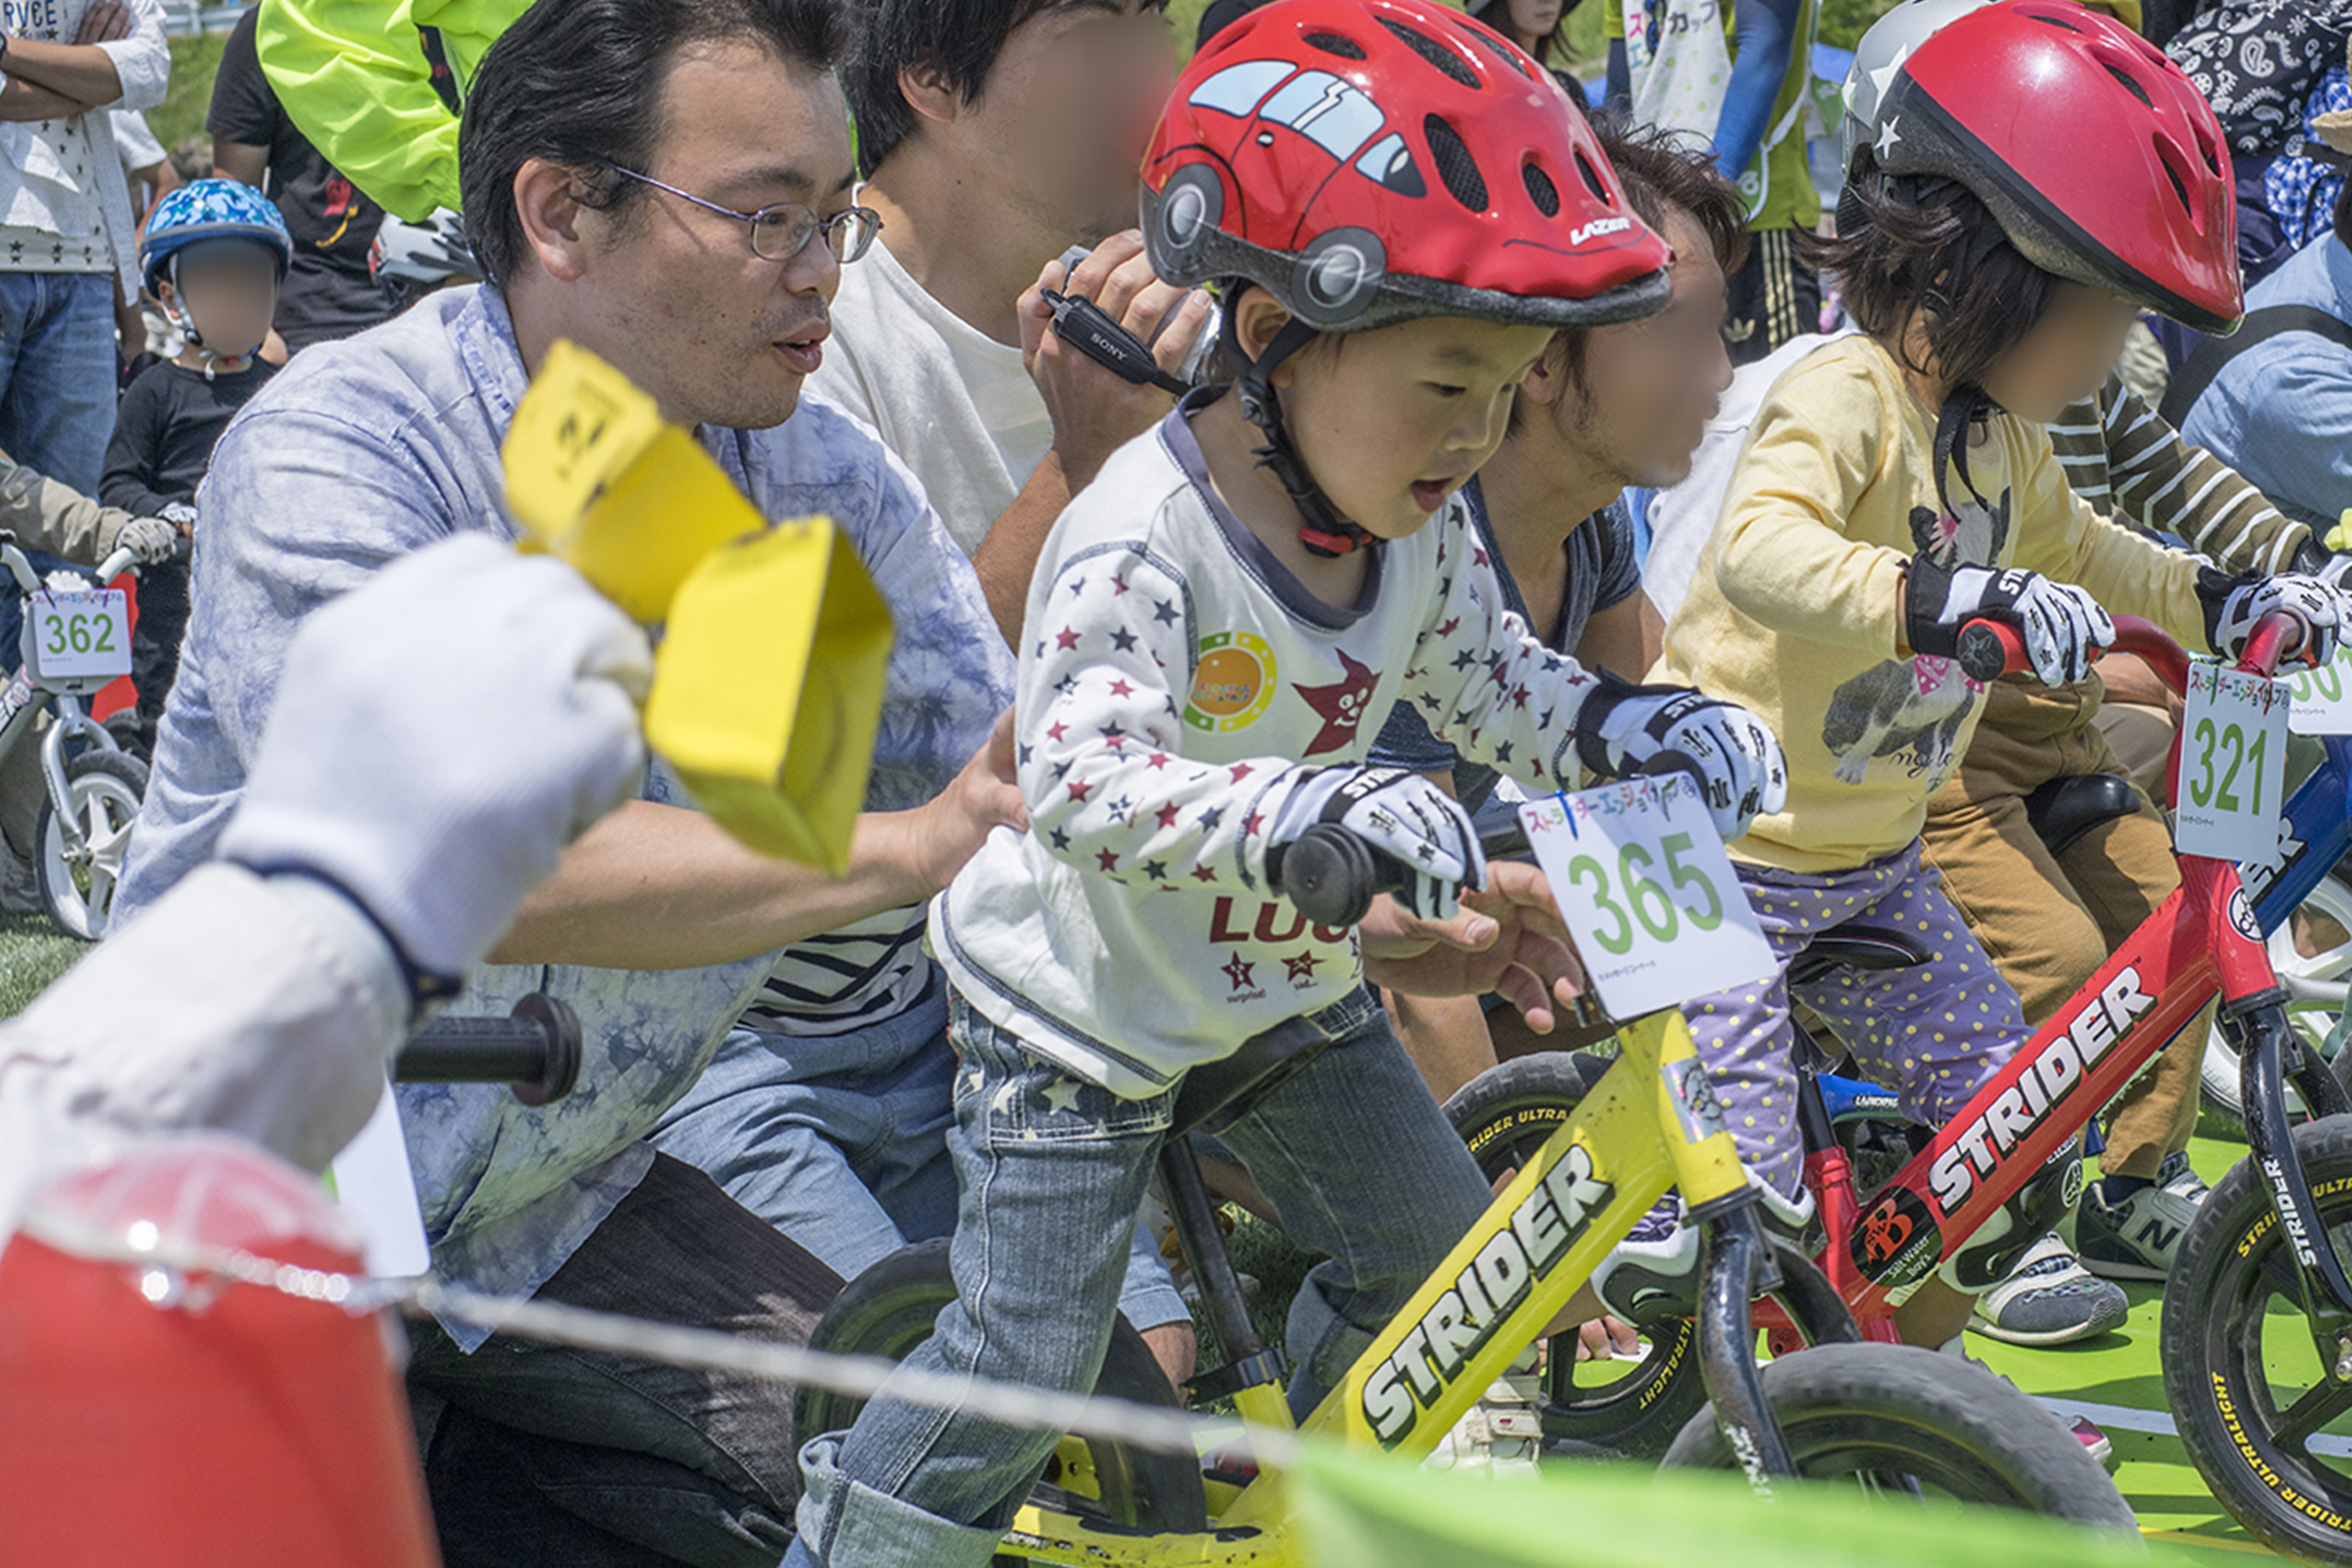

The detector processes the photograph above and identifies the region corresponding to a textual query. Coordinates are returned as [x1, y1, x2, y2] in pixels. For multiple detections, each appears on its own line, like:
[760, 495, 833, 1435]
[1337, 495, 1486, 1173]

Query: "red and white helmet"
[1142, 0, 1673, 333]
[1869, 0, 2240, 333]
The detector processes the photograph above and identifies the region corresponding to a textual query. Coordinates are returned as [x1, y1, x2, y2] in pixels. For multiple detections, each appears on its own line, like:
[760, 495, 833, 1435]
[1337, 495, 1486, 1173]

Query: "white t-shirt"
[806, 235, 1053, 557]
[932, 396, 1606, 1098]
[1641, 330, 1843, 621]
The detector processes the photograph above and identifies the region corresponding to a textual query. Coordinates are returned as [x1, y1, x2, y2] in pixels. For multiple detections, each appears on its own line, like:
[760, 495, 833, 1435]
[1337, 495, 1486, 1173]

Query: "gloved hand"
[218, 534, 653, 986]
[1905, 555, 2114, 686]
[117, 517, 178, 566]
[2199, 567, 2347, 667]
[1573, 673, 1788, 841]
[1271, 766, 1485, 923]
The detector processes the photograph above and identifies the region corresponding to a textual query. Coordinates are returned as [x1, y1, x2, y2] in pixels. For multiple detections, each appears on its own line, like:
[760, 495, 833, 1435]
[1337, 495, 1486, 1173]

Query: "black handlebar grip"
[394, 991, 583, 1106]
[1955, 619, 2012, 684]
[1279, 822, 1381, 930]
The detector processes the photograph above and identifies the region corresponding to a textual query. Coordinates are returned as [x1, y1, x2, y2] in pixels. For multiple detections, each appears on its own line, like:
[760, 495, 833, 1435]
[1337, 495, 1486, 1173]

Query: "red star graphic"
[1436, 617, 1459, 638]
[1047, 721, 1068, 742]
[1284, 949, 1322, 982]
[1229, 763, 1254, 783]
[1222, 953, 1257, 991]
[1145, 752, 1170, 770]
[1111, 574, 1130, 595]
[1472, 546, 1489, 567]
[1055, 626, 1081, 650]
[1097, 848, 1120, 872]
[1509, 685, 1530, 709]
[1294, 650, 1381, 756]
[1243, 813, 1265, 836]
[1067, 780, 1092, 802]
[1191, 864, 1217, 882]
[1109, 678, 1134, 698]
[1156, 802, 1182, 828]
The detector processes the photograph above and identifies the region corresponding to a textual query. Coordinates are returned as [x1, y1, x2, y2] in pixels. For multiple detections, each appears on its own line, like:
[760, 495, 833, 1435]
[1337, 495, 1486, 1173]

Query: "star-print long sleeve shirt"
[933, 394, 1606, 1098]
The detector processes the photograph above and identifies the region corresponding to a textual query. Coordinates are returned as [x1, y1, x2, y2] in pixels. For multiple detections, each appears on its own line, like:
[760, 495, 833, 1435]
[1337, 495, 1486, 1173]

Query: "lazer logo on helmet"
[1358, 1143, 1614, 1444]
[1927, 968, 2154, 1214]
[1569, 215, 1632, 246]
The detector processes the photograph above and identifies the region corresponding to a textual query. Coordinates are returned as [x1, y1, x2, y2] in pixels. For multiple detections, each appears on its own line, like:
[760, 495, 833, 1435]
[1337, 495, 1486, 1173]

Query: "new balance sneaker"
[1967, 1231, 2129, 1345]
[1424, 1353, 1543, 1478]
[2077, 1155, 2207, 1281]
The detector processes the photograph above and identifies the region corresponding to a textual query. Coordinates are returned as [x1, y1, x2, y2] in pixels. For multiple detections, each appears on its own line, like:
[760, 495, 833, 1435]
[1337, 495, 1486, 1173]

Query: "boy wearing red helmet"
[787, 4, 1785, 1563]
[1644, 1, 2351, 1348]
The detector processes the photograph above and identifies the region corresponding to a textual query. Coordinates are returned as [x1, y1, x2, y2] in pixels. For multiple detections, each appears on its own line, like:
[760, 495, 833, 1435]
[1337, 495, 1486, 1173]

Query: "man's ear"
[896, 59, 964, 129]
[512, 157, 593, 283]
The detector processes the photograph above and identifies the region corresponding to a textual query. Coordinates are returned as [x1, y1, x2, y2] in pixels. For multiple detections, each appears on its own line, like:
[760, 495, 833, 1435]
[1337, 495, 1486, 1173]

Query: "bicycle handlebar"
[392, 992, 582, 1106]
[1279, 751, 1702, 929]
[0, 540, 142, 598]
[1954, 610, 2284, 690]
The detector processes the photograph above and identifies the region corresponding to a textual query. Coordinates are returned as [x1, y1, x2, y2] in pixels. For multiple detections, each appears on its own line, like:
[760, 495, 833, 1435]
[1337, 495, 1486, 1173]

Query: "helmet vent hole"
[1302, 30, 1367, 60]
[1524, 162, 1561, 217]
[1380, 18, 1481, 89]
[2025, 9, 2084, 31]
[1573, 149, 1610, 202]
[2155, 142, 2192, 218]
[1463, 28, 1535, 79]
[2101, 61, 2153, 109]
[1423, 114, 1490, 212]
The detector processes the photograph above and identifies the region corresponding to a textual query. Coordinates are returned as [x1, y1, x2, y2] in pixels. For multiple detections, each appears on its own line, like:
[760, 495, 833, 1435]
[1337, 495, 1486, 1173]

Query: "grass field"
[0, 914, 86, 1019]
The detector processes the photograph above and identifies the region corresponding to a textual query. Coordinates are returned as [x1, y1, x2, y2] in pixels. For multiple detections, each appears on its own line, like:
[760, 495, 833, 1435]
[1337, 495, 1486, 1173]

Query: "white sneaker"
[1967, 1232, 2128, 1345]
[2077, 1155, 2207, 1282]
[1424, 1353, 1543, 1478]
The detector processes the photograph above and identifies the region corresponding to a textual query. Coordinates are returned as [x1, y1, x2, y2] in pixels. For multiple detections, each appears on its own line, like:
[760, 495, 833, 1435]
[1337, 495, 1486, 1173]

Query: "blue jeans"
[0, 272, 117, 495]
[788, 985, 1494, 1568]
[650, 975, 1189, 1331]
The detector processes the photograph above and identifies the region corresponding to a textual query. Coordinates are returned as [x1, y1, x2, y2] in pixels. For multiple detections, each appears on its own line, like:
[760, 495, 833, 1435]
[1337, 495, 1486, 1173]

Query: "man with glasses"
[112, 2, 1018, 1562]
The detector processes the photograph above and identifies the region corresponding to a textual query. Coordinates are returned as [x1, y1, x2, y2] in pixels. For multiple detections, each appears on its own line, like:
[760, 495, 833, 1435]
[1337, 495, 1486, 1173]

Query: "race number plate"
[1519, 775, 1774, 1019]
[2282, 643, 2352, 735]
[2176, 659, 2289, 861]
[26, 587, 130, 682]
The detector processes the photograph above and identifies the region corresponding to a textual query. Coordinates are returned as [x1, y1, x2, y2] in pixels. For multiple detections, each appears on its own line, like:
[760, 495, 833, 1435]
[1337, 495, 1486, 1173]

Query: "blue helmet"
[140, 179, 293, 294]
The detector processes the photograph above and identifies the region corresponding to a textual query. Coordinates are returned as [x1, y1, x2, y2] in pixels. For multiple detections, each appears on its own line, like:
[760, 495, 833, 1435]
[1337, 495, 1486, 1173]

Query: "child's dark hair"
[1806, 148, 2056, 395]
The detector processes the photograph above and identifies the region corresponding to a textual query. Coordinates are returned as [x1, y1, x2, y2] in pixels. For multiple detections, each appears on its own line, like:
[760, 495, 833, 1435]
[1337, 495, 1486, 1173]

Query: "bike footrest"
[1185, 1348, 1289, 1405]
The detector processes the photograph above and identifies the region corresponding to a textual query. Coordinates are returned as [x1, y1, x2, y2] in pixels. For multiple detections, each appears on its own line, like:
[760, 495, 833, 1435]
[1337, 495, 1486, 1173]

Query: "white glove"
[1271, 766, 1485, 923]
[117, 517, 178, 566]
[2200, 568, 2347, 666]
[1905, 557, 2115, 686]
[218, 534, 652, 983]
[1574, 675, 1789, 841]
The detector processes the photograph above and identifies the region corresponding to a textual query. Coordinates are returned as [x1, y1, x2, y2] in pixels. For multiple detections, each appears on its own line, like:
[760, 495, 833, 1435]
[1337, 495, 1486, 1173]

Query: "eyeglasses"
[604, 164, 882, 266]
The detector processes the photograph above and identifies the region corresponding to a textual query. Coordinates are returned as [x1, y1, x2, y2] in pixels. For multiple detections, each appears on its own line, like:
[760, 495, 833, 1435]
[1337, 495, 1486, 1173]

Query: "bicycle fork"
[2230, 995, 2352, 1378]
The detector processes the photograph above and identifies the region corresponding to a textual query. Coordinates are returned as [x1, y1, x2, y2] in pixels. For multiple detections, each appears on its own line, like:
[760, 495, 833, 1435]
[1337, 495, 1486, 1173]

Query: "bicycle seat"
[2023, 772, 2139, 857]
[1170, 1014, 1331, 1138]
[1786, 927, 1933, 989]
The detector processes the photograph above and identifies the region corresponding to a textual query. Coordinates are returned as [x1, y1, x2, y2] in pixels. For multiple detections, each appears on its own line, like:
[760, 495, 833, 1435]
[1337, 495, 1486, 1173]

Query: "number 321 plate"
[1518, 776, 1776, 1019]
[27, 588, 131, 682]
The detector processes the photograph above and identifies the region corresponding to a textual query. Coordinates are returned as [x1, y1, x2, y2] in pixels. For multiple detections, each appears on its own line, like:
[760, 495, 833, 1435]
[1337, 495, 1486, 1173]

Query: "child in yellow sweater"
[1651, 2, 2347, 1345]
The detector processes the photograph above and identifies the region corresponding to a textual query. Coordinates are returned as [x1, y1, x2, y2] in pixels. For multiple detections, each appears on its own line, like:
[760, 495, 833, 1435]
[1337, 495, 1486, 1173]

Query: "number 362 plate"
[27, 588, 131, 682]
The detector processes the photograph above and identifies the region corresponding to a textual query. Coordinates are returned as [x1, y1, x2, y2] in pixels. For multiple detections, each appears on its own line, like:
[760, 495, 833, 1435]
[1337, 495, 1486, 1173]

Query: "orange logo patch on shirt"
[1184, 631, 1277, 732]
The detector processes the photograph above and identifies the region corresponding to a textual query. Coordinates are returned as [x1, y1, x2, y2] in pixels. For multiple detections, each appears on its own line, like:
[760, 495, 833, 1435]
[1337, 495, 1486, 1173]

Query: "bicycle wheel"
[2197, 869, 2352, 1140]
[790, 1239, 1208, 1534]
[34, 747, 145, 940]
[1662, 1342, 2136, 1526]
[1444, 1051, 1709, 1460]
[2163, 1116, 2352, 1562]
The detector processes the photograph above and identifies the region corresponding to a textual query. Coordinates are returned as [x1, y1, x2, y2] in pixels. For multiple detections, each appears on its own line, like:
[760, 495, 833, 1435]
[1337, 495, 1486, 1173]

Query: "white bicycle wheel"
[34, 748, 146, 940]
[2199, 870, 2352, 1138]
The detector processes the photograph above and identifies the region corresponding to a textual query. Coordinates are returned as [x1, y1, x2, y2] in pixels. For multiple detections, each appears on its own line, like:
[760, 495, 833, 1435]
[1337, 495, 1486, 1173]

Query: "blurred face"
[1527, 208, 1732, 489]
[959, 2, 1175, 243]
[1505, 0, 1564, 42]
[170, 240, 279, 358]
[561, 39, 857, 430]
[1269, 310, 1554, 541]
[1979, 281, 2138, 424]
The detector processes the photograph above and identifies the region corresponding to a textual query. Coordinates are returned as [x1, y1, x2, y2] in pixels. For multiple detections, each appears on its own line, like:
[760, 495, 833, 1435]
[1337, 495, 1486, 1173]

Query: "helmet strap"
[1230, 306, 1376, 559]
[1930, 385, 1997, 524]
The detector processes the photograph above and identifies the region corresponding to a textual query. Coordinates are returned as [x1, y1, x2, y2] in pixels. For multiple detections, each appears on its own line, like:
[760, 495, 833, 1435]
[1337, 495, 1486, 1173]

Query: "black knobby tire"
[1663, 1341, 2137, 1526]
[791, 1239, 1208, 1534]
[2163, 1117, 2352, 1562]
[1443, 1051, 1709, 1460]
[35, 746, 146, 940]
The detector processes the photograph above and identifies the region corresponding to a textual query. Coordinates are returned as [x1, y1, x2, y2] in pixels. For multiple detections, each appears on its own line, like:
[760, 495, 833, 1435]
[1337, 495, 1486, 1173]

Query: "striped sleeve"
[2053, 376, 2312, 576]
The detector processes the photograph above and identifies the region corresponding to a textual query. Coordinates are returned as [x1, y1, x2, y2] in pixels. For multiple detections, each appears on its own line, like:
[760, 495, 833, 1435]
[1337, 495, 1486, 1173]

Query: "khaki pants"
[1920, 676, 2207, 1179]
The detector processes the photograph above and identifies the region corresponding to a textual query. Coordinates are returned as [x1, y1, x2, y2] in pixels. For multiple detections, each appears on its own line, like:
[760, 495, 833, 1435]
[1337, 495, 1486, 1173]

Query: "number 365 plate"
[27, 588, 131, 682]
[1518, 776, 1775, 1019]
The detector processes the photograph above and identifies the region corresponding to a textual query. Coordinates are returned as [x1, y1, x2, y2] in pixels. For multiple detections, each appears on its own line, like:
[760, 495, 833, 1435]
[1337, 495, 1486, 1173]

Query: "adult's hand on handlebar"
[117, 517, 179, 567]
[218, 534, 653, 979]
[1359, 860, 1588, 1033]
[1019, 230, 1213, 491]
